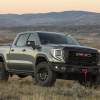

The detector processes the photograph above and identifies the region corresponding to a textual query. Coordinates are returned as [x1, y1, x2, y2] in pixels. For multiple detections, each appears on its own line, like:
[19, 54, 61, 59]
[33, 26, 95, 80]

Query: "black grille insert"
[64, 50, 98, 66]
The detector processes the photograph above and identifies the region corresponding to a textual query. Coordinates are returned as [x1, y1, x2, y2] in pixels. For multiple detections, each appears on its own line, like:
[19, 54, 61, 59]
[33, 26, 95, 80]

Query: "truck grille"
[63, 47, 99, 66]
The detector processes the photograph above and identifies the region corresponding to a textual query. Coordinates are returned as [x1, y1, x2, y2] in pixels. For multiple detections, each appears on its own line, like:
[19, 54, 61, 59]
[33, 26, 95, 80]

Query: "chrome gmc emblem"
[76, 53, 92, 57]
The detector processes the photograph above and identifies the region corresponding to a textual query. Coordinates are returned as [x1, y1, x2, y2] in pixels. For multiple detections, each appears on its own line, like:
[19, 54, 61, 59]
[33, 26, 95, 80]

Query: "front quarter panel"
[38, 45, 65, 63]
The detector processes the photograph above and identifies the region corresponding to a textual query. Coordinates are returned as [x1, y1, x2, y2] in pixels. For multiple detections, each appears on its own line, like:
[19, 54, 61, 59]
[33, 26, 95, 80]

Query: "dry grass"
[75, 34, 100, 49]
[0, 76, 99, 100]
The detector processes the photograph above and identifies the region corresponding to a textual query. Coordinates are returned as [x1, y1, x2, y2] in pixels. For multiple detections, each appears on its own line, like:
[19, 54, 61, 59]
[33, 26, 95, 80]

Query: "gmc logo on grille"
[76, 53, 92, 57]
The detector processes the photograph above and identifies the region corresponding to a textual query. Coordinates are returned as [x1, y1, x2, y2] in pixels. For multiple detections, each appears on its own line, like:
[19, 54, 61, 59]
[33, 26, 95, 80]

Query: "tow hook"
[82, 68, 88, 82]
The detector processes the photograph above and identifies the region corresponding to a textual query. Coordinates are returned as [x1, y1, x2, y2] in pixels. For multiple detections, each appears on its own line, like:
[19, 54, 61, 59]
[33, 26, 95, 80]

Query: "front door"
[7, 33, 34, 72]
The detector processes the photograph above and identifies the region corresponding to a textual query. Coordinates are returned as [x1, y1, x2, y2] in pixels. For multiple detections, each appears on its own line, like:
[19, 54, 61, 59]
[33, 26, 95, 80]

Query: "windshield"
[38, 32, 80, 45]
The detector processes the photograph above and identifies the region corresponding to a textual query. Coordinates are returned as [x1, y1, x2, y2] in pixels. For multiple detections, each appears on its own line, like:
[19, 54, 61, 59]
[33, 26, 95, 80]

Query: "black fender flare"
[35, 54, 49, 67]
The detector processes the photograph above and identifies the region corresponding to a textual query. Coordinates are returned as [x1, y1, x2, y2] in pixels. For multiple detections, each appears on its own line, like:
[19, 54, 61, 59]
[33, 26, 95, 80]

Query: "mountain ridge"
[0, 11, 100, 27]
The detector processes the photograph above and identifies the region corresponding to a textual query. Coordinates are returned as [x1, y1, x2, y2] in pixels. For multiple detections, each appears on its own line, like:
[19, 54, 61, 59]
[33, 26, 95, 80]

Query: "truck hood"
[45, 44, 98, 53]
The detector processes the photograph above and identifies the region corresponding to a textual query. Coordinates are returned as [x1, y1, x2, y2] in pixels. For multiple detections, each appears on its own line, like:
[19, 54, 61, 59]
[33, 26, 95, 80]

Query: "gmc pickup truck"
[0, 31, 100, 86]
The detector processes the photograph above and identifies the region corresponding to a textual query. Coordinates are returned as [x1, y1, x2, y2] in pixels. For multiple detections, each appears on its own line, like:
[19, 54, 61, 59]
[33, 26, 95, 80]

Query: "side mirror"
[26, 41, 36, 49]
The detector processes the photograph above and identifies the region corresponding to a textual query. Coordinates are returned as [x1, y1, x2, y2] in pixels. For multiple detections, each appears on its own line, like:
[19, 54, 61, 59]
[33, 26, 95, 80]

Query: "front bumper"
[50, 62, 100, 74]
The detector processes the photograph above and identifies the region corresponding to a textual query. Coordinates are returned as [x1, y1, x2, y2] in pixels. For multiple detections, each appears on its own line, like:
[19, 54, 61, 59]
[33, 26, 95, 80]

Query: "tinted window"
[38, 32, 79, 45]
[16, 34, 29, 47]
[28, 33, 39, 45]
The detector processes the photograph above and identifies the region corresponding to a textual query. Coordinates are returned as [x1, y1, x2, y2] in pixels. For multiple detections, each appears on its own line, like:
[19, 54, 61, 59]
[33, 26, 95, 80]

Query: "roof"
[18, 31, 68, 35]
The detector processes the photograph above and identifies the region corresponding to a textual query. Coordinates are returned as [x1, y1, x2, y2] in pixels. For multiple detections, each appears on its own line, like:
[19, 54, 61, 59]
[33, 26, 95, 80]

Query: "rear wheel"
[34, 62, 56, 86]
[0, 62, 9, 81]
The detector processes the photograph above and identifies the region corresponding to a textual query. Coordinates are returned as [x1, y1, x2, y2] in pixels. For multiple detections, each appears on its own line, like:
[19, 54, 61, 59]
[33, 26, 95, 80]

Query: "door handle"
[22, 49, 26, 52]
[11, 49, 14, 52]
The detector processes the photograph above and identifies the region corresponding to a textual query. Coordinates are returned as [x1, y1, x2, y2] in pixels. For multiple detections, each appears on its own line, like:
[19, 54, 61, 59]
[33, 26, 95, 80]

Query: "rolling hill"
[0, 11, 100, 27]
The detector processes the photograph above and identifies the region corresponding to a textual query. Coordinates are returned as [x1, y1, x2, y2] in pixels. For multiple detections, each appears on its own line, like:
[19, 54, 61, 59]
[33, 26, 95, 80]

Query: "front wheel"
[34, 62, 56, 86]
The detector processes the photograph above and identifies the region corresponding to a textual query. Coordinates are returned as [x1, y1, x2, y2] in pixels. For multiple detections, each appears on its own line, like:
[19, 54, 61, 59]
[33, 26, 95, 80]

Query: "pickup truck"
[0, 31, 100, 86]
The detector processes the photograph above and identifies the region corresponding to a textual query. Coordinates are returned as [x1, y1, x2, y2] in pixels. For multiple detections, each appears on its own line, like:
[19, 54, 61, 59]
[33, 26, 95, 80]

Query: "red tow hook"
[82, 68, 88, 82]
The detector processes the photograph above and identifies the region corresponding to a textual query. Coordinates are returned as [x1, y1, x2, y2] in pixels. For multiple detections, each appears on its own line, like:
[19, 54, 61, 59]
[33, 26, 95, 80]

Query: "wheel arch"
[35, 54, 49, 66]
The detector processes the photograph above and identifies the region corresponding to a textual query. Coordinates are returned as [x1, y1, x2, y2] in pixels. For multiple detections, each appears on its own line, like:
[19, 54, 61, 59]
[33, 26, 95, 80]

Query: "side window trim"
[14, 34, 22, 46]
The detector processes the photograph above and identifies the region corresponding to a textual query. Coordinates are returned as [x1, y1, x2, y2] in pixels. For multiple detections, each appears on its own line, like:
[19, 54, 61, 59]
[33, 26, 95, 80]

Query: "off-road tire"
[34, 62, 56, 86]
[0, 62, 9, 81]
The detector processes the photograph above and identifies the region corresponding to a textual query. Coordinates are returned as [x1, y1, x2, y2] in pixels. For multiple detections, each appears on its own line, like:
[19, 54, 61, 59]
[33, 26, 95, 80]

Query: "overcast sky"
[0, 0, 100, 14]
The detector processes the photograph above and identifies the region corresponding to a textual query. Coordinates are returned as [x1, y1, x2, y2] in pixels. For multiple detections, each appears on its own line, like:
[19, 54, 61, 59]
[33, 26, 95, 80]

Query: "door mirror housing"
[26, 41, 36, 49]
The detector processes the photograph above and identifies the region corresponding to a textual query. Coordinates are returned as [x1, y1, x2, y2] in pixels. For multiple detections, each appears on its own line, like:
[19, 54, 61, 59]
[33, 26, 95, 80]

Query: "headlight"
[51, 49, 63, 60]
